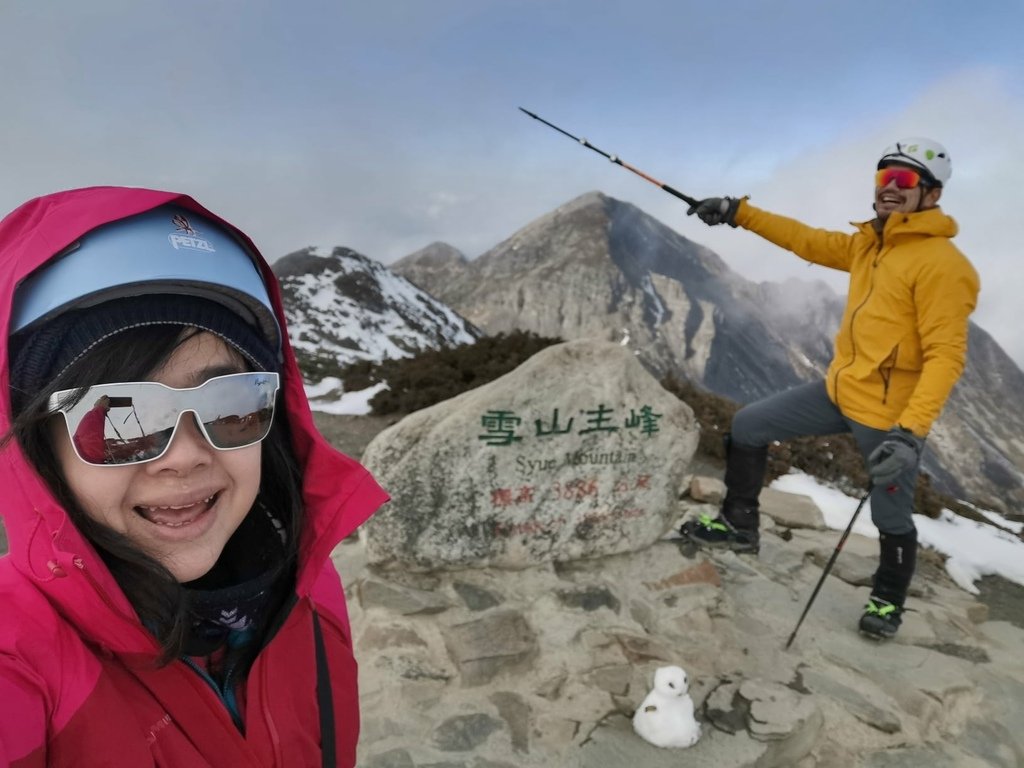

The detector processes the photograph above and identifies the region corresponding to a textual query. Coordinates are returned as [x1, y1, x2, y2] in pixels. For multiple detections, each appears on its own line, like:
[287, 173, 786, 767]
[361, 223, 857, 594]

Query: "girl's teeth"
[143, 495, 214, 512]
[137, 495, 215, 526]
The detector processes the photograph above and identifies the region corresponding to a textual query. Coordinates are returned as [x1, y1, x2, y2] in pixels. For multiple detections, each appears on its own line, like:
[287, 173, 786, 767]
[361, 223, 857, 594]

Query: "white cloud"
[0, 5, 1020, 372]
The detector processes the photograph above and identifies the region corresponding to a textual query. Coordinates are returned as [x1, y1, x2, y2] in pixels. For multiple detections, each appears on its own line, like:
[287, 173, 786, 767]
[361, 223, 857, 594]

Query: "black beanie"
[9, 294, 279, 406]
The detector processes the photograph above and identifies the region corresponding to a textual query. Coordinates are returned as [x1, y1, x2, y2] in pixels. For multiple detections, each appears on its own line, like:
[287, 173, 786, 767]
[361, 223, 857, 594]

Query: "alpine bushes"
[336, 331, 563, 415]
[323, 334, 966, 520]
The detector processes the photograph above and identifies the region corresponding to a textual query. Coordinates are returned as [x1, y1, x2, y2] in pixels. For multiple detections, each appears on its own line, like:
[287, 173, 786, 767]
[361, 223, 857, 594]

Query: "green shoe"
[680, 513, 759, 554]
[859, 596, 903, 640]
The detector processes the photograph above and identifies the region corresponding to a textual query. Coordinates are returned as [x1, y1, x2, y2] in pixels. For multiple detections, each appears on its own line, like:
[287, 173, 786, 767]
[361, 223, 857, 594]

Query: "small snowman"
[632, 665, 701, 749]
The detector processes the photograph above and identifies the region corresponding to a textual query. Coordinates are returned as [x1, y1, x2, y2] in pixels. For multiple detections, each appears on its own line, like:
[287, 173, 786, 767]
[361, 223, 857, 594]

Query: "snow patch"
[771, 471, 1024, 593]
[309, 381, 389, 416]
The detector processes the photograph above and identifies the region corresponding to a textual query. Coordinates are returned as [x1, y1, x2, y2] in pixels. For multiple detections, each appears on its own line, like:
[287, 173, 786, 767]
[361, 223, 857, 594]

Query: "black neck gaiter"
[182, 502, 293, 657]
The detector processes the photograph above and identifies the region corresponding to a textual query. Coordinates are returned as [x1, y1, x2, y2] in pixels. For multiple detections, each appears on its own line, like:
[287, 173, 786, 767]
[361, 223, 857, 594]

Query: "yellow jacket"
[734, 201, 980, 437]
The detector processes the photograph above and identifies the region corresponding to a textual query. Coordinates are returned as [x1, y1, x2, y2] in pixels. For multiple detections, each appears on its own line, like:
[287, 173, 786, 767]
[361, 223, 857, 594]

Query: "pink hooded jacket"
[0, 187, 388, 767]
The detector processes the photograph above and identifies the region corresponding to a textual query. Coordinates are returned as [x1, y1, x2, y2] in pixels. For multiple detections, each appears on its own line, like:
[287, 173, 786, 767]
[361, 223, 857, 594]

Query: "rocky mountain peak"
[273, 245, 370, 278]
[390, 242, 469, 296]
[399, 241, 467, 267]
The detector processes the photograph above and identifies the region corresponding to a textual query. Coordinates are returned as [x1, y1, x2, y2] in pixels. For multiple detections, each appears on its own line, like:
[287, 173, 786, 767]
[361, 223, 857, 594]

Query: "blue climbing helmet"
[10, 204, 281, 354]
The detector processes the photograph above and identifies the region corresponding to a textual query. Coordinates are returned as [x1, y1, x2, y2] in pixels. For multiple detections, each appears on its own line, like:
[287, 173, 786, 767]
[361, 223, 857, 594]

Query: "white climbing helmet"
[877, 137, 951, 187]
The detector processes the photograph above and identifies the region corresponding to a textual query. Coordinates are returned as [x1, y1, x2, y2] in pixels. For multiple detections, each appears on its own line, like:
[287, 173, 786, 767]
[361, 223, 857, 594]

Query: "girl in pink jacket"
[0, 187, 388, 767]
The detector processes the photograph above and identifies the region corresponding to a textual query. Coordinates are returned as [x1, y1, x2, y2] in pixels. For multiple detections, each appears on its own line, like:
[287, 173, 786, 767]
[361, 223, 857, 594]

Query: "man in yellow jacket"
[682, 138, 980, 639]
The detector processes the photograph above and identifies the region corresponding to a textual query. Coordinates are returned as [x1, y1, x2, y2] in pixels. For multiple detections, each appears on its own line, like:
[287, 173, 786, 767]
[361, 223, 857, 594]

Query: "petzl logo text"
[167, 215, 216, 252]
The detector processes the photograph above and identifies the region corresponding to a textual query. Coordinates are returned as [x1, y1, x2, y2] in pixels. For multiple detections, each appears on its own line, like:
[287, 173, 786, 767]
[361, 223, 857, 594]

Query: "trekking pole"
[784, 488, 873, 650]
[104, 413, 124, 441]
[125, 404, 147, 436]
[518, 107, 700, 207]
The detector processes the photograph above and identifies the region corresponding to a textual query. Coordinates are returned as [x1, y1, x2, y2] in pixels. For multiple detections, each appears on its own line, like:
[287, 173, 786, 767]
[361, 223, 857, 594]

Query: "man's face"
[875, 163, 942, 221]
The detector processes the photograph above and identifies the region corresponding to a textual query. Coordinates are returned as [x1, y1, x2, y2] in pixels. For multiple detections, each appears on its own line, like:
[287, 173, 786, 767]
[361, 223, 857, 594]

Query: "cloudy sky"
[2, 2, 1023, 367]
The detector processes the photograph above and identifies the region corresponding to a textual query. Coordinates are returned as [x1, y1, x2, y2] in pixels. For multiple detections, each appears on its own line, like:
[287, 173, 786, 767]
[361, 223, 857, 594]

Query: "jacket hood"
[0, 186, 387, 655]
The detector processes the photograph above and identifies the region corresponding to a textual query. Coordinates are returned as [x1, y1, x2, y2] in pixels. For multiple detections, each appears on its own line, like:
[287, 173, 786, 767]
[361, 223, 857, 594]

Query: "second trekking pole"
[784, 488, 872, 650]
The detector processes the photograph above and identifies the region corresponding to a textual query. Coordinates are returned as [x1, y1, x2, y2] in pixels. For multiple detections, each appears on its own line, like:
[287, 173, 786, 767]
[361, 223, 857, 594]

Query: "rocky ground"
[312, 412, 401, 466]
[337, 485, 1024, 767]
[315, 413, 1024, 768]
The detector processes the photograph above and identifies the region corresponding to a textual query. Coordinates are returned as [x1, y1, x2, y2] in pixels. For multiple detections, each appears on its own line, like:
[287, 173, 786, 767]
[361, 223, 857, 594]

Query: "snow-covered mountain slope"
[272, 246, 481, 369]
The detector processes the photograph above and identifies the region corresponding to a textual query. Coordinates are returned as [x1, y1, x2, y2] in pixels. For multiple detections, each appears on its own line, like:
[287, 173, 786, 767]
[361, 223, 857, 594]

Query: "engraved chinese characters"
[361, 340, 700, 570]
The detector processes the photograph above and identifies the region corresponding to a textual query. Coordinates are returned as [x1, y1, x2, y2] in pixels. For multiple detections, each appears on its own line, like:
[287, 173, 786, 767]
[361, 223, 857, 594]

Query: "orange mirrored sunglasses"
[875, 167, 921, 189]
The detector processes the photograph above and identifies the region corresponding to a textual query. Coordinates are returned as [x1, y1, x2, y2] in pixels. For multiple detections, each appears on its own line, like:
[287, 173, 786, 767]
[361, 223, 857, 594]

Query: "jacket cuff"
[733, 197, 754, 228]
[895, 422, 927, 441]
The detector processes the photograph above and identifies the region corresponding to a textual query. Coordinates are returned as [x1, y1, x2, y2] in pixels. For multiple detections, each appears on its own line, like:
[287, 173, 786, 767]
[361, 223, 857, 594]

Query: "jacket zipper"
[254, 591, 299, 764]
[261, 648, 284, 764]
[832, 234, 884, 406]
[181, 655, 245, 731]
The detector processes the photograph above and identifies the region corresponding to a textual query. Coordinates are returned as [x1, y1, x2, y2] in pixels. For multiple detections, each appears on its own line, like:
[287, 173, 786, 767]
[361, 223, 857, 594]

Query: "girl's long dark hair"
[6, 325, 304, 664]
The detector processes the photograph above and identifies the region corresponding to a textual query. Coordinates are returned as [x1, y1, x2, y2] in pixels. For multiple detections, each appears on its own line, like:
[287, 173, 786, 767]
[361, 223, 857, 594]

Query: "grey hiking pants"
[731, 381, 917, 536]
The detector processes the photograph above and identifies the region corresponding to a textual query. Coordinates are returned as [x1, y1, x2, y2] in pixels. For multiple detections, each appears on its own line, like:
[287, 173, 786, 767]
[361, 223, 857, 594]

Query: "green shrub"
[337, 331, 563, 416]
[293, 348, 349, 384]
[658, 375, 738, 462]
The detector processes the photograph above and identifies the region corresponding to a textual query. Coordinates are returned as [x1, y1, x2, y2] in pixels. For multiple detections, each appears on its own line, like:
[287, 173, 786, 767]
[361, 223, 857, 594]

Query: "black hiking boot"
[859, 531, 917, 640]
[858, 596, 903, 640]
[681, 436, 765, 555]
[680, 513, 760, 554]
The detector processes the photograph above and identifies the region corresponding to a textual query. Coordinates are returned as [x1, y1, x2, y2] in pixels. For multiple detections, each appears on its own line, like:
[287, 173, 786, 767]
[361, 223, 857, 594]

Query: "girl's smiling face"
[52, 331, 262, 582]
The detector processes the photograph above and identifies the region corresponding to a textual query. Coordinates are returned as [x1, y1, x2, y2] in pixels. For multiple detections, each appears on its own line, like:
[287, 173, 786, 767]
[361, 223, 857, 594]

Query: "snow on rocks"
[632, 665, 701, 748]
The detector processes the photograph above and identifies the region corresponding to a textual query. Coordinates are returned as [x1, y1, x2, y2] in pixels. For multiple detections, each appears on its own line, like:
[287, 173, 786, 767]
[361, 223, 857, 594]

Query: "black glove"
[867, 427, 924, 486]
[686, 197, 741, 227]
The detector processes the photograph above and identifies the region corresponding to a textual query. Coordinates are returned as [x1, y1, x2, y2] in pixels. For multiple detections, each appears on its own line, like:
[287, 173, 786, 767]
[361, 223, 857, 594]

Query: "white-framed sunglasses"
[47, 372, 279, 466]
